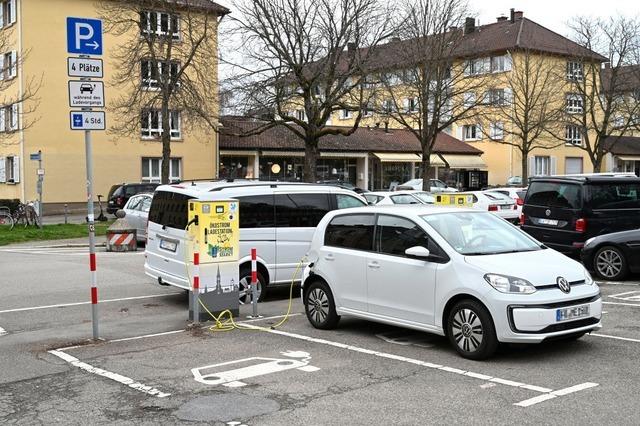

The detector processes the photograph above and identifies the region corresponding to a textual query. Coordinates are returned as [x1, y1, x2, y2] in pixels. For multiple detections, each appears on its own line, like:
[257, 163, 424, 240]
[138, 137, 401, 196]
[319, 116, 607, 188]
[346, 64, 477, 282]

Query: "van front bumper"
[488, 286, 602, 343]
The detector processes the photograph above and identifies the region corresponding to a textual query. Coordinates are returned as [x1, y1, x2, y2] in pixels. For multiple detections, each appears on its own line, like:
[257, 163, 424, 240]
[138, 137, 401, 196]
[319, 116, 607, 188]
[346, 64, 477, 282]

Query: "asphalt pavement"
[1, 242, 640, 424]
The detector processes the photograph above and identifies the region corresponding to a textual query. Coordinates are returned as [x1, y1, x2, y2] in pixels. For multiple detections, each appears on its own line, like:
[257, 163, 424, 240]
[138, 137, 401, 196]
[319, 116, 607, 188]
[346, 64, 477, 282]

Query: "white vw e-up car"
[302, 205, 602, 359]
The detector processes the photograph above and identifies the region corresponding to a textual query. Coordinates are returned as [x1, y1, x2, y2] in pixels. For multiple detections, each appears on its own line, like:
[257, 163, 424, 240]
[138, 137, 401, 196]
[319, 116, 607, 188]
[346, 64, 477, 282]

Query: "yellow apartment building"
[312, 10, 606, 187]
[0, 0, 228, 213]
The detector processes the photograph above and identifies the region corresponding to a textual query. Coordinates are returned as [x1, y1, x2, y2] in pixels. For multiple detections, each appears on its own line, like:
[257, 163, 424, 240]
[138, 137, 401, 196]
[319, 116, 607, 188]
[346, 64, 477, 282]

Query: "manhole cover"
[173, 394, 279, 422]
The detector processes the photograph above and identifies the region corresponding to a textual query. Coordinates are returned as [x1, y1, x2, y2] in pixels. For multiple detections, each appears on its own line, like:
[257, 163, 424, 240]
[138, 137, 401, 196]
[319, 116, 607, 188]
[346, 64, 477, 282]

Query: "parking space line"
[110, 329, 185, 343]
[49, 350, 171, 398]
[236, 322, 597, 407]
[0, 326, 7, 337]
[0, 293, 182, 314]
[602, 301, 640, 308]
[590, 333, 640, 343]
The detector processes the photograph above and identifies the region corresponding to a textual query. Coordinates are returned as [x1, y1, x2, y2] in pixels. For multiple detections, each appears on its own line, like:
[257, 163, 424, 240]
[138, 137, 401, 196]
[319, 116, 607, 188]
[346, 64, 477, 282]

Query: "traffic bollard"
[193, 252, 200, 325]
[64, 204, 68, 224]
[250, 248, 261, 318]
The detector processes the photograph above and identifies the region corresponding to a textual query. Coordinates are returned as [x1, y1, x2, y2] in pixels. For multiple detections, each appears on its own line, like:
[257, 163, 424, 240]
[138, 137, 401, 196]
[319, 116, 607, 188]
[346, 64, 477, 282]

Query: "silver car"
[122, 193, 153, 242]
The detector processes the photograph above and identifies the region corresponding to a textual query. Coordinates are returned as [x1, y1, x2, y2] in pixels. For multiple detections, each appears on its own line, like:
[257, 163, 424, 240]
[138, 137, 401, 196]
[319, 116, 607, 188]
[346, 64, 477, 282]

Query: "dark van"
[107, 183, 159, 214]
[520, 175, 640, 256]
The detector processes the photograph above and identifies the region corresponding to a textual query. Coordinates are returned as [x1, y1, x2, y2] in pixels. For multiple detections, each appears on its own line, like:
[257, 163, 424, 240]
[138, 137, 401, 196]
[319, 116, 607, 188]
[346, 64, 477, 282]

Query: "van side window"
[376, 214, 442, 257]
[336, 194, 366, 209]
[274, 193, 330, 227]
[236, 195, 275, 228]
[587, 183, 640, 209]
[526, 182, 582, 209]
[148, 191, 193, 230]
[325, 214, 374, 250]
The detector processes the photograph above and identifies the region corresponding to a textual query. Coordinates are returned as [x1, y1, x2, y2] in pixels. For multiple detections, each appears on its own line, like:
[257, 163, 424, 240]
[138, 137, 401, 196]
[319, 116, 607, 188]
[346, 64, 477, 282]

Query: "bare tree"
[226, 0, 391, 182]
[565, 16, 640, 172]
[481, 49, 565, 181]
[98, 0, 227, 183]
[372, 0, 491, 191]
[0, 26, 41, 147]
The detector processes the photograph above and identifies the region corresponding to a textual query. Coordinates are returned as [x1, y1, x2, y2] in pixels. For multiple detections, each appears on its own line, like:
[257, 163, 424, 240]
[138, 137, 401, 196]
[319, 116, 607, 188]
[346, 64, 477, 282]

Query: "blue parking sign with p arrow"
[67, 17, 103, 56]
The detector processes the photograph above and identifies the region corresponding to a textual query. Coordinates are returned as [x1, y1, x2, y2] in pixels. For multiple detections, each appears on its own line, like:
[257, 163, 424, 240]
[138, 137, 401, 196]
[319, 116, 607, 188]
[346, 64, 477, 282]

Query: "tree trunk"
[593, 157, 602, 173]
[521, 152, 529, 183]
[161, 100, 171, 184]
[303, 138, 319, 183]
[420, 145, 432, 191]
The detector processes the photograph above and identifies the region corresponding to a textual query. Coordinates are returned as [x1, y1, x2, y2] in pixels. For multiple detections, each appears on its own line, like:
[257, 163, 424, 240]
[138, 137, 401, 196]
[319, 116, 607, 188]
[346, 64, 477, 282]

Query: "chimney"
[604, 62, 611, 69]
[384, 121, 389, 133]
[514, 10, 523, 21]
[347, 42, 356, 54]
[464, 17, 475, 35]
[510, 8, 515, 23]
[496, 15, 507, 22]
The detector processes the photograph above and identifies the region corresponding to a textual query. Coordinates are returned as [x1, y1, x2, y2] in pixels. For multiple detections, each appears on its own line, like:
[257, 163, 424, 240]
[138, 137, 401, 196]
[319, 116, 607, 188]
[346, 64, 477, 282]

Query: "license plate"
[556, 305, 590, 322]
[539, 218, 559, 226]
[500, 205, 511, 210]
[160, 239, 178, 252]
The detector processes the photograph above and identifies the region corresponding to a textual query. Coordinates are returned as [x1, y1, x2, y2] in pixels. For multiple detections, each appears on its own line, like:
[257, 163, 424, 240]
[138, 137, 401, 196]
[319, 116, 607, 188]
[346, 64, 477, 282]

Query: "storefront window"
[259, 156, 304, 181]
[317, 158, 357, 183]
[220, 156, 252, 179]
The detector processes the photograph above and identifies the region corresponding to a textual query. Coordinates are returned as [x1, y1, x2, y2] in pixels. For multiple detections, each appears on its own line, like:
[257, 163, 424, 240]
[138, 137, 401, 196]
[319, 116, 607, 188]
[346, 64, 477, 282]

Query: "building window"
[405, 97, 418, 113]
[0, 155, 18, 183]
[565, 125, 582, 145]
[362, 103, 373, 117]
[141, 157, 181, 183]
[462, 124, 481, 141]
[140, 10, 180, 40]
[486, 88, 510, 106]
[565, 157, 583, 174]
[0, 103, 18, 132]
[464, 57, 489, 76]
[382, 99, 394, 113]
[0, 0, 16, 28]
[339, 109, 352, 120]
[490, 54, 512, 72]
[566, 61, 583, 81]
[141, 109, 181, 139]
[463, 92, 476, 108]
[566, 94, 584, 114]
[141, 59, 179, 89]
[1, 50, 16, 80]
[489, 122, 504, 140]
[534, 156, 551, 176]
[295, 109, 306, 121]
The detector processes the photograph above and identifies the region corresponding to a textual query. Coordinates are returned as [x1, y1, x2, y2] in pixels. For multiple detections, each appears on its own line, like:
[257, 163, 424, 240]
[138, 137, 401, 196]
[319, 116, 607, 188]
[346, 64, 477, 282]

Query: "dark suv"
[520, 175, 640, 256]
[107, 183, 159, 214]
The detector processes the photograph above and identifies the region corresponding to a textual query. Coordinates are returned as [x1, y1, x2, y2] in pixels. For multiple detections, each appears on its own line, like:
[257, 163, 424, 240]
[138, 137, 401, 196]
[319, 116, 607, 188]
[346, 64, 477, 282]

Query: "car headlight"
[584, 269, 594, 286]
[484, 273, 537, 294]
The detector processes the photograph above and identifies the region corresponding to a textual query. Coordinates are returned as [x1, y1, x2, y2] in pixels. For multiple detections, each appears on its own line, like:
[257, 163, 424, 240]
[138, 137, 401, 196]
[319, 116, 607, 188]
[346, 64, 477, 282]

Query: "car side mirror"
[405, 246, 430, 258]
[115, 209, 126, 219]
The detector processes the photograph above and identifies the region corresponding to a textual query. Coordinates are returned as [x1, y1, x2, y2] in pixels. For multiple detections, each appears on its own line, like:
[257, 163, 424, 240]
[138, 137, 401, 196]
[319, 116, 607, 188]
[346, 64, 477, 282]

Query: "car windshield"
[421, 212, 542, 255]
[412, 192, 435, 204]
[485, 191, 513, 202]
[404, 179, 422, 186]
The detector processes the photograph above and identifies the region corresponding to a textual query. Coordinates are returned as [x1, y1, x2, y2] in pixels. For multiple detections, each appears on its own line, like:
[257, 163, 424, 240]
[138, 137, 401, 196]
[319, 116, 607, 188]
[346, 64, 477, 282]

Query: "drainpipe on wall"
[18, 0, 26, 202]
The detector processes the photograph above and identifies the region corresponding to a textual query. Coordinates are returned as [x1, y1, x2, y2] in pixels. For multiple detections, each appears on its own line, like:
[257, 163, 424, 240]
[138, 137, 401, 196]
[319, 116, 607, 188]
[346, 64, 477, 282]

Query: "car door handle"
[324, 254, 335, 261]
[367, 262, 380, 269]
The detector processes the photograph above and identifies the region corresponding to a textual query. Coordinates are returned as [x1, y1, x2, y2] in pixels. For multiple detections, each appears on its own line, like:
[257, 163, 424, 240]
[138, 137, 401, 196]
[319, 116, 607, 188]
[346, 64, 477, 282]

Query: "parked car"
[484, 187, 526, 217]
[397, 179, 458, 193]
[581, 229, 640, 280]
[364, 191, 434, 205]
[521, 175, 640, 257]
[506, 176, 523, 186]
[317, 180, 367, 194]
[302, 205, 602, 359]
[451, 191, 518, 223]
[120, 193, 153, 243]
[144, 181, 368, 303]
[107, 183, 159, 214]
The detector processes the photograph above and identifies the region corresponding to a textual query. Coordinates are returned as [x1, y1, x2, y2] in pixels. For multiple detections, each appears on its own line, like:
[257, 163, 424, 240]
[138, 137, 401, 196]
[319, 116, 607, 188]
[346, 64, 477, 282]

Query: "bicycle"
[0, 207, 13, 230]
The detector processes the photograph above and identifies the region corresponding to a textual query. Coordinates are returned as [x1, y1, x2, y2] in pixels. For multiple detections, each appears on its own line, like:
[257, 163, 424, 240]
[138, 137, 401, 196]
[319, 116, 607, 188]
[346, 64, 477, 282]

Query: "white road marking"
[110, 329, 186, 343]
[0, 326, 7, 337]
[0, 293, 182, 314]
[590, 333, 640, 343]
[235, 322, 596, 407]
[514, 383, 599, 407]
[602, 301, 640, 308]
[598, 281, 640, 287]
[608, 291, 640, 302]
[0, 247, 143, 256]
[49, 350, 171, 398]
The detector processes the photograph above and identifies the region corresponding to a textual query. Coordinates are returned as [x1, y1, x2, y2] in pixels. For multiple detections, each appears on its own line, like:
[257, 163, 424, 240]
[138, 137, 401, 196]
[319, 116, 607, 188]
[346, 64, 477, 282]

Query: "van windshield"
[422, 212, 542, 255]
[526, 182, 582, 209]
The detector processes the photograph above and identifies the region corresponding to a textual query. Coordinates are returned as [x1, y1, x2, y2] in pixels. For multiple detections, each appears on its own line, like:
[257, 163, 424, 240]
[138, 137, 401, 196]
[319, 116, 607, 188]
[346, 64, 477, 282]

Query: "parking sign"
[66, 17, 103, 56]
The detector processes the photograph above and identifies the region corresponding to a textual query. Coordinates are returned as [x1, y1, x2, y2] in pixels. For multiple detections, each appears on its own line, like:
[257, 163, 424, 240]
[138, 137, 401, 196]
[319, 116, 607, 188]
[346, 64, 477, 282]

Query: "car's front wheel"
[304, 280, 340, 329]
[447, 300, 498, 360]
[238, 266, 266, 304]
[593, 245, 628, 281]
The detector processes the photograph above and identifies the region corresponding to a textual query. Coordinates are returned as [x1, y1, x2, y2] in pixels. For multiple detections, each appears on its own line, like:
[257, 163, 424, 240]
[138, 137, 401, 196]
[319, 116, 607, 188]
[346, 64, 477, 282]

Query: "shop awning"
[617, 155, 640, 161]
[261, 150, 304, 157]
[439, 154, 487, 170]
[373, 153, 421, 163]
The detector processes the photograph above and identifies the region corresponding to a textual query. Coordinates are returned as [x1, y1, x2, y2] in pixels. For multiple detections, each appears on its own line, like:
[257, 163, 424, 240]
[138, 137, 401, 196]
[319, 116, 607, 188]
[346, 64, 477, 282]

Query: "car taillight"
[516, 198, 524, 206]
[117, 197, 124, 206]
[488, 205, 498, 212]
[519, 214, 525, 225]
[575, 218, 587, 233]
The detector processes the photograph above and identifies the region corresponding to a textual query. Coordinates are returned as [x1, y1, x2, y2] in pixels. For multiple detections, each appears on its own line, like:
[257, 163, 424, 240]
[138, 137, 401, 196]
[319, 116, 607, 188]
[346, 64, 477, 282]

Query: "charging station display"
[434, 193, 475, 208]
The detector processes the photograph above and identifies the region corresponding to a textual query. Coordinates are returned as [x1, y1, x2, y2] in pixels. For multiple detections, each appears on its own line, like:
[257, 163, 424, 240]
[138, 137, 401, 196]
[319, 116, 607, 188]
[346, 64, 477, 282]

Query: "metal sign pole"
[85, 129, 99, 339]
[37, 151, 43, 229]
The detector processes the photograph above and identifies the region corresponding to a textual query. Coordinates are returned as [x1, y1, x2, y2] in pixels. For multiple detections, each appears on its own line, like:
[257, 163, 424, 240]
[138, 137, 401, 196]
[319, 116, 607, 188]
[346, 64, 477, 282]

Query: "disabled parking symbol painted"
[192, 350, 320, 387]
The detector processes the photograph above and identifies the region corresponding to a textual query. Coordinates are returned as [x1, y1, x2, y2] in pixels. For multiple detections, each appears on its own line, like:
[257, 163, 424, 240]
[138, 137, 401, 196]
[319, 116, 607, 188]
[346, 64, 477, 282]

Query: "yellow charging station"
[434, 193, 475, 208]
[187, 199, 240, 321]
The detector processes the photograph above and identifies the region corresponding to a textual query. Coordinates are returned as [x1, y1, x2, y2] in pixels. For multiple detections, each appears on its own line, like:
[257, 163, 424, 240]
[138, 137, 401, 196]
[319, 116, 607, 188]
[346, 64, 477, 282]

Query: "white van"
[144, 180, 367, 303]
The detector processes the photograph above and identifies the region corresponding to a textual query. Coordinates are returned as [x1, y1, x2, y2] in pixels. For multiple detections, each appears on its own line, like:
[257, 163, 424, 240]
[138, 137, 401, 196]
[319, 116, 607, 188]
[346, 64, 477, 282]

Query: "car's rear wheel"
[447, 300, 498, 360]
[238, 266, 266, 304]
[304, 280, 340, 330]
[594, 245, 627, 281]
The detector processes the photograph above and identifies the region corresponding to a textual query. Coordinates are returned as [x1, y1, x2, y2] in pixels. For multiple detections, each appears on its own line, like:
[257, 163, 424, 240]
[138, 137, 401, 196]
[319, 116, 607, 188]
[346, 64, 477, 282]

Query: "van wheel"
[238, 266, 267, 304]
[594, 246, 627, 281]
[304, 280, 340, 329]
[447, 300, 498, 360]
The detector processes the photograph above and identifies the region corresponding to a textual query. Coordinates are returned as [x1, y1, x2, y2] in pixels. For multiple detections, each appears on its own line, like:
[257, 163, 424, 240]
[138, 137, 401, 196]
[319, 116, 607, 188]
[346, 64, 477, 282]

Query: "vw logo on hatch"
[545, 209, 551, 217]
[557, 277, 571, 293]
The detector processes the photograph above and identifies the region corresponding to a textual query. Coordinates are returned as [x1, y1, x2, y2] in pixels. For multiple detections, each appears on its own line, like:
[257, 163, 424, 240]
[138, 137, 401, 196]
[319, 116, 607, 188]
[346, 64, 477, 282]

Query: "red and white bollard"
[250, 248, 260, 318]
[193, 252, 200, 324]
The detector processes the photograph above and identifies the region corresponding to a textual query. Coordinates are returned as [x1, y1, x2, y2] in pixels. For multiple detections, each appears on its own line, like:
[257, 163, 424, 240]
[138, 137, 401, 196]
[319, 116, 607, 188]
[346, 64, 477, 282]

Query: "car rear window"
[586, 183, 640, 209]
[325, 214, 374, 250]
[148, 191, 193, 230]
[516, 190, 527, 200]
[526, 182, 582, 209]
